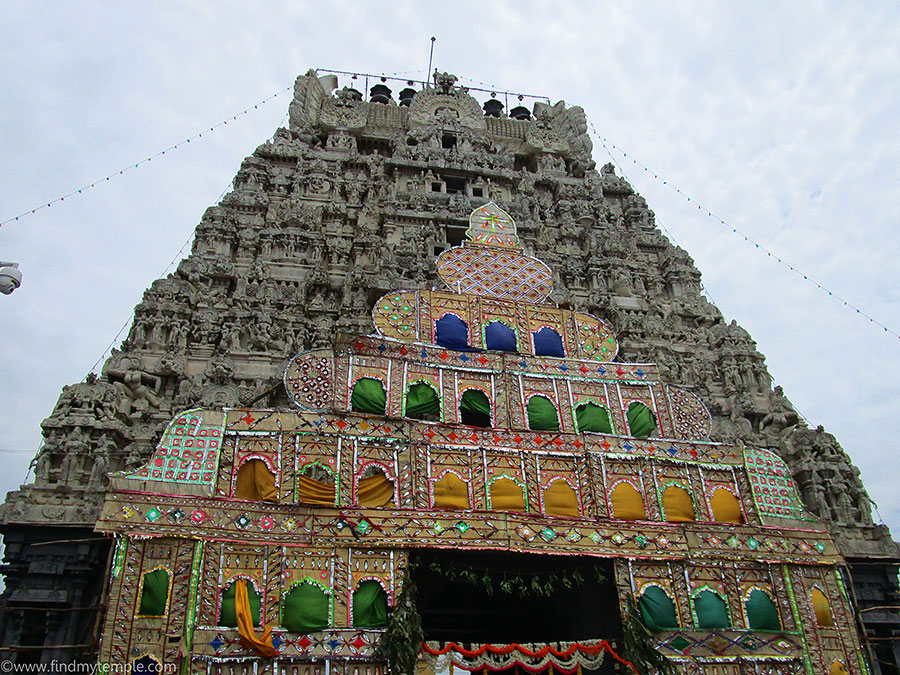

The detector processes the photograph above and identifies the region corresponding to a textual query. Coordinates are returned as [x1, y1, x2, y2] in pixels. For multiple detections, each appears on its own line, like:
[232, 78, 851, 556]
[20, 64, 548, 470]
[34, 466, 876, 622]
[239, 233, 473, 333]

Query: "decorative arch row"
[609, 481, 744, 524]
[372, 289, 619, 363]
[629, 561, 846, 638]
[349, 376, 659, 438]
[637, 583, 782, 632]
[214, 577, 390, 632]
[435, 313, 569, 357]
[430, 470, 745, 524]
[229, 454, 396, 508]
[219, 437, 755, 525]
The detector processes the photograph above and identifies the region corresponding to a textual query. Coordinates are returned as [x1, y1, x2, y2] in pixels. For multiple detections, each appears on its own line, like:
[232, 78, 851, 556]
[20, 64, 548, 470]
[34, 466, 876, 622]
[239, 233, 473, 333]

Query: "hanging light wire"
[585, 115, 900, 342]
[0, 85, 293, 228]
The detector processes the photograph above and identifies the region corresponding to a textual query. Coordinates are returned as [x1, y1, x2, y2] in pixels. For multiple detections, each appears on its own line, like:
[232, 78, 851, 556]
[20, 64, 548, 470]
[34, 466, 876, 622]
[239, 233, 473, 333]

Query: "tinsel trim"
[422, 639, 638, 674]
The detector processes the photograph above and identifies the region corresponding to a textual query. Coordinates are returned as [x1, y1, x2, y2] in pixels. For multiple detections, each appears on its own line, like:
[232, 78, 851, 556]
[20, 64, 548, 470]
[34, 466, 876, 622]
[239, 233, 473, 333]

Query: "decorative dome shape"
[436, 203, 554, 303]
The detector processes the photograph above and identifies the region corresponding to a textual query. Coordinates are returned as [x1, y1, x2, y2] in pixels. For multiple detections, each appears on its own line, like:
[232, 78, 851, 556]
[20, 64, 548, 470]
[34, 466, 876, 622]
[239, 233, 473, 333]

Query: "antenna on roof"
[427, 37, 436, 88]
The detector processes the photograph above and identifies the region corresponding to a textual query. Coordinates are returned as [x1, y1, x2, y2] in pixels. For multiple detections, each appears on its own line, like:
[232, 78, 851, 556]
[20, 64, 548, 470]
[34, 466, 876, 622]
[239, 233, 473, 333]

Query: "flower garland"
[422, 639, 638, 674]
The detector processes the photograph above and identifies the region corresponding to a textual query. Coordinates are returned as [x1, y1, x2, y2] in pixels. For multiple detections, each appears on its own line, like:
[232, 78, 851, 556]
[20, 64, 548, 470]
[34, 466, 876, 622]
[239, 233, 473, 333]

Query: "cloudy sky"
[2, 2, 899, 536]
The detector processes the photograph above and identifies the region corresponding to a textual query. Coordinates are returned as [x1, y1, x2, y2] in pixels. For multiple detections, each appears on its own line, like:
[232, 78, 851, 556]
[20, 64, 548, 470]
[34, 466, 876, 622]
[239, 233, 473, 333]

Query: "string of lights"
[585, 115, 900, 342]
[0, 85, 293, 228]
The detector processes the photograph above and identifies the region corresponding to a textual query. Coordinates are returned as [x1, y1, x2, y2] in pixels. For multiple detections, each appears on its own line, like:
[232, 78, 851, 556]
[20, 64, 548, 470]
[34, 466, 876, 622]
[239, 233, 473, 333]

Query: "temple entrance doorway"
[411, 550, 625, 675]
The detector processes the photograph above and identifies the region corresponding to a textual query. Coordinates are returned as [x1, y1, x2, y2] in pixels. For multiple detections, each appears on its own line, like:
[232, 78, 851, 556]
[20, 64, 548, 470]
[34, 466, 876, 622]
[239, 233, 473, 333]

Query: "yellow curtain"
[296, 473, 336, 506]
[490, 477, 526, 512]
[433, 473, 470, 510]
[662, 486, 696, 522]
[543, 481, 579, 517]
[610, 482, 646, 520]
[812, 588, 834, 627]
[358, 472, 395, 507]
[235, 459, 279, 502]
[710, 489, 744, 524]
[235, 579, 278, 657]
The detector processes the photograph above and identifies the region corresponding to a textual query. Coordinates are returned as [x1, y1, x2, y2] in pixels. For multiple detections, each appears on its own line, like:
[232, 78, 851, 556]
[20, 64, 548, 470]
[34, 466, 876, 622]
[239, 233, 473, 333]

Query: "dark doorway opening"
[411, 549, 621, 644]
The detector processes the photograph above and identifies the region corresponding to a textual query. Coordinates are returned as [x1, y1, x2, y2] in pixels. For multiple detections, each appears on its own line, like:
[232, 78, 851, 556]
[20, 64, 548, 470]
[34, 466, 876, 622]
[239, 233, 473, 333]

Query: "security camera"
[0, 262, 22, 295]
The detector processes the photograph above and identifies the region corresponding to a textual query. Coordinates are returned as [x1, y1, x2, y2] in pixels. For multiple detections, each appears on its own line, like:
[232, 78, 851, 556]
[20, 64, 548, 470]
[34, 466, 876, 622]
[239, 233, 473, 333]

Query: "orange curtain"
[296, 473, 336, 506]
[710, 489, 744, 524]
[235, 459, 279, 502]
[490, 477, 526, 512]
[358, 472, 395, 507]
[662, 486, 695, 522]
[235, 579, 278, 657]
[543, 481, 579, 517]
[610, 483, 646, 520]
[433, 473, 470, 510]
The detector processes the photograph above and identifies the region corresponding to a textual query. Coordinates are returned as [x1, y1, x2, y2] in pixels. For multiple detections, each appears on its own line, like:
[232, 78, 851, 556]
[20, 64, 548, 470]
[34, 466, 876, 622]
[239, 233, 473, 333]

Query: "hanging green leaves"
[424, 559, 604, 599]
[621, 595, 676, 675]
[378, 566, 424, 675]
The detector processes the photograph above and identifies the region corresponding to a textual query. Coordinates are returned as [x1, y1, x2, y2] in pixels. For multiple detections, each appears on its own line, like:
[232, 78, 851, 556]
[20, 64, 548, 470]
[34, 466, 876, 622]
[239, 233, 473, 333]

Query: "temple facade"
[1, 68, 897, 672]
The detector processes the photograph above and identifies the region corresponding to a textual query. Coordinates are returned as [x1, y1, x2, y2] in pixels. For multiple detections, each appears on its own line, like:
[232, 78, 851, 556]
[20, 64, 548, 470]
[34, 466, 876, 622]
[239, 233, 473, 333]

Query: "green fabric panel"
[220, 581, 261, 627]
[406, 383, 440, 420]
[351, 378, 386, 415]
[137, 569, 170, 616]
[527, 396, 559, 431]
[694, 590, 731, 629]
[637, 586, 679, 631]
[576, 402, 612, 433]
[626, 402, 656, 438]
[352, 580, 388, 627]
[746, 589, 781, 631]
[282, 583, 329, 633]
[460, 389, 491, 415]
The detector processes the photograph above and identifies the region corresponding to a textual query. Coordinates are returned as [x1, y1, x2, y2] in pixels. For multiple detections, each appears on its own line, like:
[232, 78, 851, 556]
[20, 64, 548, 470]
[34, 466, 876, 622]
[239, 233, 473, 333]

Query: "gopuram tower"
[1, 69, 897, 673]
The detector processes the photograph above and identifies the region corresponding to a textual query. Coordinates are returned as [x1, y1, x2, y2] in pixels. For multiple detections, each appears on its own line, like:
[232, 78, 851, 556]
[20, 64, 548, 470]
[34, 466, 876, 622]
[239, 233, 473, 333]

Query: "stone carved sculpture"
[1, 68, 895, 661]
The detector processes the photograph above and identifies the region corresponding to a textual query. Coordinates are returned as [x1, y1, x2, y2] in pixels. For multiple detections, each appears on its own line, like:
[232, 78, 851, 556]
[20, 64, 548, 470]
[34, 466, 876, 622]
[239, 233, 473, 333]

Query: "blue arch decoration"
[435, 314, 474, 351]
[532, 327, 565, 357]
[485, 321, 518, 352]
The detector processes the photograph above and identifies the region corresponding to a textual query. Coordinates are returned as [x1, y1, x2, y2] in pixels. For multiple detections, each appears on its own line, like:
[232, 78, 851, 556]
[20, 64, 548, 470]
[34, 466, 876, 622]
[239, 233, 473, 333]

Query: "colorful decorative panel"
[122, 409, 224, 490]
[573, 312, 618, 362]
[466, 202, 520, 248]
[437, 246, 554, 304]
[285, 349, 334, 411]
[665, 385, 711, 440]
[744, 448, 809, 520]
[371, 291, 418, 341]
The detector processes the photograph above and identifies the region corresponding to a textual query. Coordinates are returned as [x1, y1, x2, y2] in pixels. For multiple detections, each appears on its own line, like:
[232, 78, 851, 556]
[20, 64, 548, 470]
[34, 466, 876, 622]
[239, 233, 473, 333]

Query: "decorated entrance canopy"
[96, 201, 866, 674]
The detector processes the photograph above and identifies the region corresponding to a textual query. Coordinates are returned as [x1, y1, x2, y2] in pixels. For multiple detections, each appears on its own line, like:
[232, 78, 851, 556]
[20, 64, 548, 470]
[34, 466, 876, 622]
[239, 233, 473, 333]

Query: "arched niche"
[532, 326, 565, 357]
[638, 585, 679, 631]
[350, 377, 387, 415]
[352, 580, 388, 628]
[710, 487, 744, 524]
[433, 472, 470, 510]
[282, 581, 329, 633]
[489, 476, 526, 512]
[575, 402, 613, 434]
[435, 313, 471, 351]
[459, 388, 491, 428]
[484, 321, 518, 352]
[234, 458, 278, 502]
[526, 395, 559, 431]
[693, 589, 731, 629]
[406, 382, 441, 421]
[356, 465, 395, 508]
[543, 479, 579, 518]
[626, 401, 657, 438]
[610, 482, 646, 521]
[662, 485, 696, 522]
